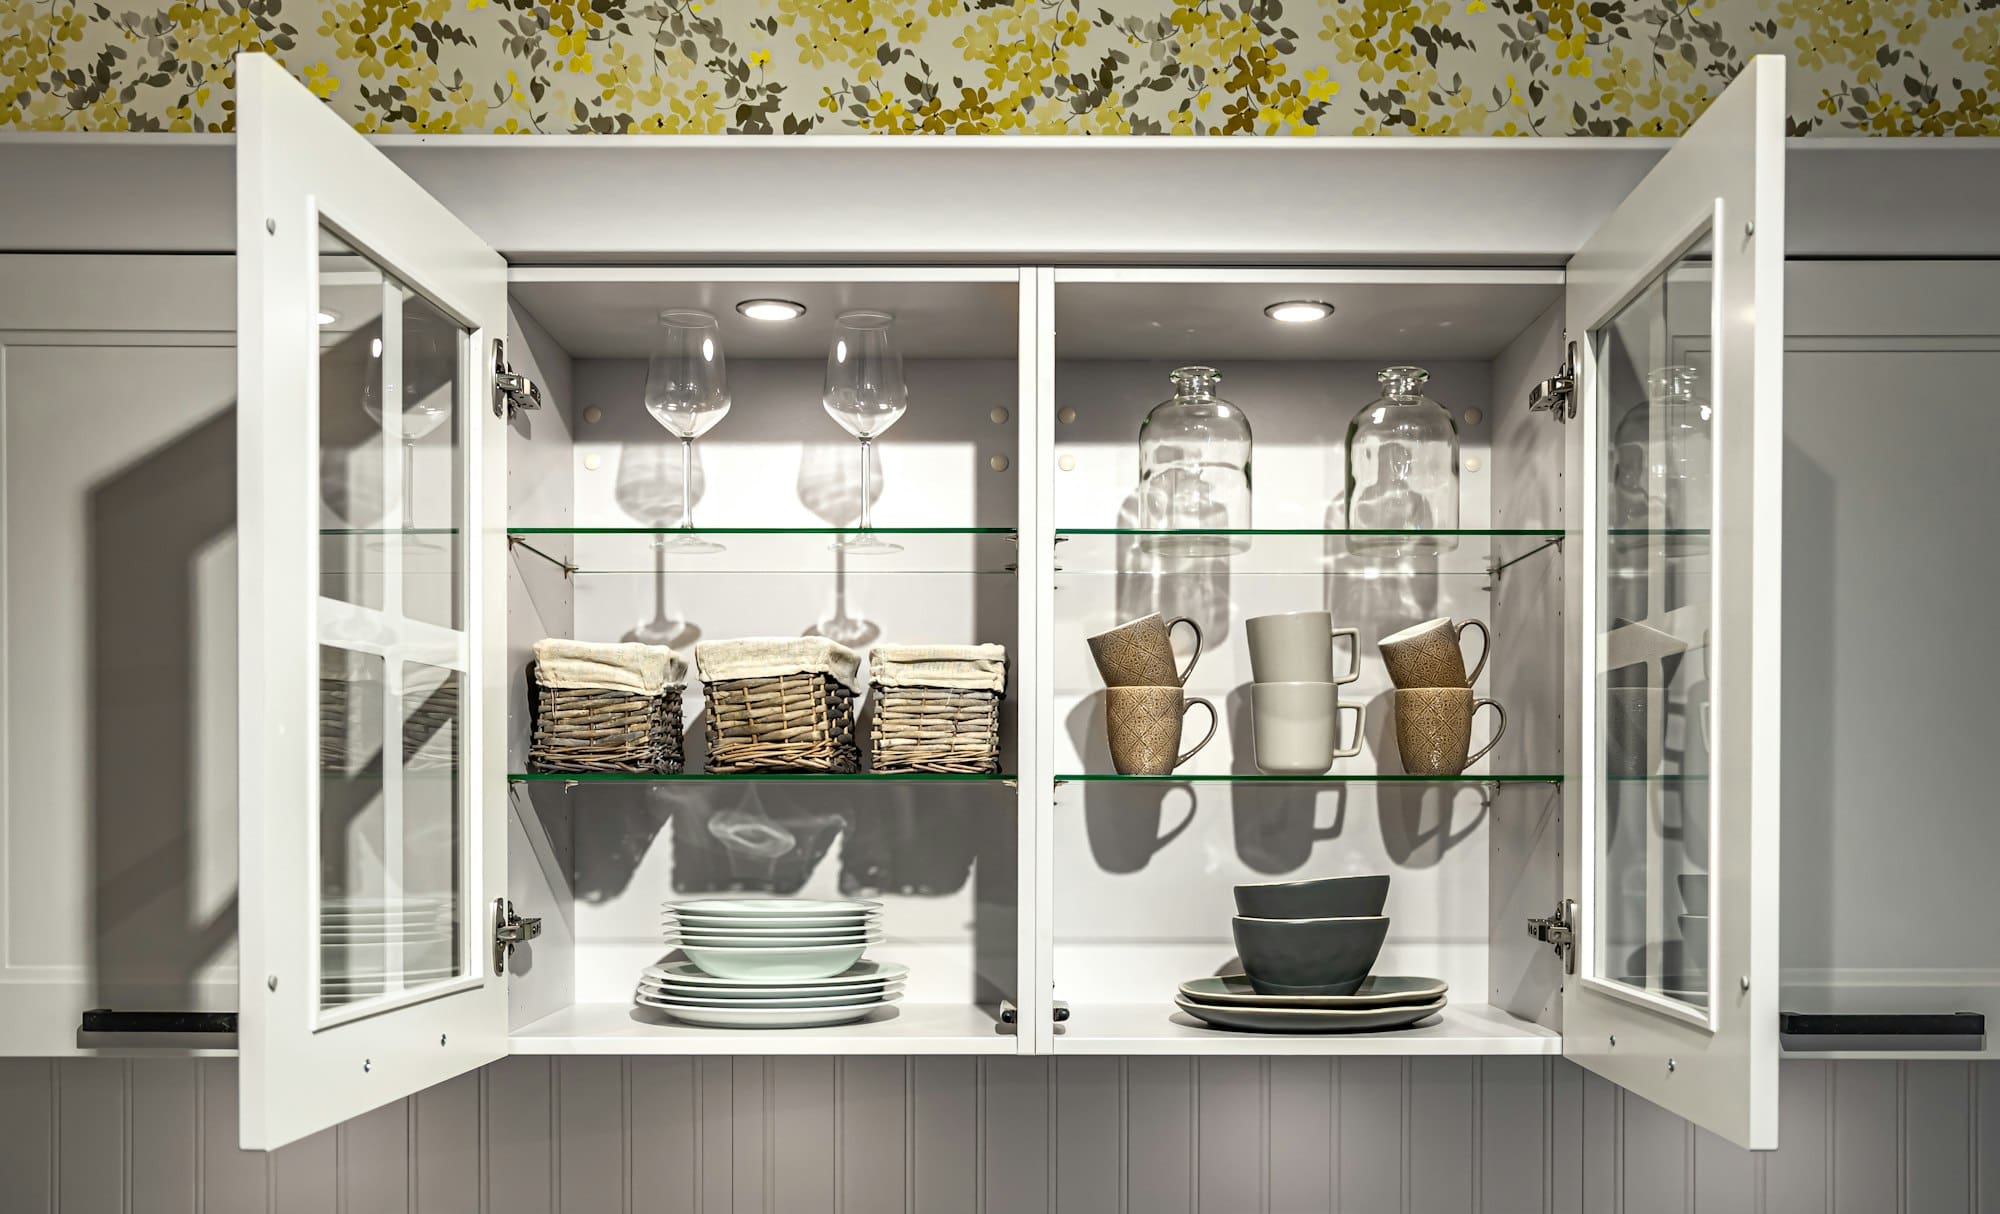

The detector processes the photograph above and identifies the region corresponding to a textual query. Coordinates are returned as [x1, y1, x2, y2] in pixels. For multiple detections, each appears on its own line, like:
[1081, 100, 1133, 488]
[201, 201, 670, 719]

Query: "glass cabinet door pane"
[1592, 232, 1714, 1014]
[314, 225, 469, 1018]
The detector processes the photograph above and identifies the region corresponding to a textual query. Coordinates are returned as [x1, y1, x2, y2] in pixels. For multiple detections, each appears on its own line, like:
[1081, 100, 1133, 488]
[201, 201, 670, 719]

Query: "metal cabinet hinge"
[998, 1000, 1071, 1026]
[1528, 898, 1576, 974]
[493, 338, 543, 419]
[1528, 340, 1577, 423]
[492, 898, 541, 976]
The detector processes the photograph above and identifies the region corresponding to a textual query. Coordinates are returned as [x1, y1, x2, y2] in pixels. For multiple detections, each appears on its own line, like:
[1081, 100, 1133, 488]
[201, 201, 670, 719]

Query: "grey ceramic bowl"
[1231, 915, 1390, 996]
[1233, 874, 1390, 920]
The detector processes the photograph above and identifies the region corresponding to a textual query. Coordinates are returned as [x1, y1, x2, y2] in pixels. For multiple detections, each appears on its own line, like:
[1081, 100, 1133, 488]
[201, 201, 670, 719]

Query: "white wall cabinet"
[3, 51, 1996, 1158]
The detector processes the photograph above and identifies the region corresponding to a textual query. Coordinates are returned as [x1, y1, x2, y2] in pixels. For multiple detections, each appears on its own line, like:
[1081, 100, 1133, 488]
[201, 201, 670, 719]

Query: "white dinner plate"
[666, 933, 882, 950]
[635, 996, 897, 1029]
[639, 977, 904, 1002]
[663, 917, 879, 935]
[635, 986, 902, 1010]
[643, 959, 907, 989]
[672, 912, 878, 930]
[667, 898, 879, 918]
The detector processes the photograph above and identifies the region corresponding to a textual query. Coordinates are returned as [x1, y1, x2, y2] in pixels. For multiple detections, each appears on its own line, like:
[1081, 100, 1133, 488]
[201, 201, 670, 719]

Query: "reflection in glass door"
[315, 227, 468, 1015]
[1593, 232, 1714, 1012]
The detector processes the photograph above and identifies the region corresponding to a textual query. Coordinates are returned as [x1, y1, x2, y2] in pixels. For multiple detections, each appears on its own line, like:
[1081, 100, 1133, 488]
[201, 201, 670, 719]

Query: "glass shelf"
[507, 527, 1016, 575]
[1055, 772, 1560, 785]
[1053, 529, 1562, 577]
[509, 771, 1018, 785]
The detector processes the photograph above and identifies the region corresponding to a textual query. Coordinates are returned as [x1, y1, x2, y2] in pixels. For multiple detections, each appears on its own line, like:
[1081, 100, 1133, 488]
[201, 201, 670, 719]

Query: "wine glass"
[821, 310, 907, 555]
[644, 308, 731, 554]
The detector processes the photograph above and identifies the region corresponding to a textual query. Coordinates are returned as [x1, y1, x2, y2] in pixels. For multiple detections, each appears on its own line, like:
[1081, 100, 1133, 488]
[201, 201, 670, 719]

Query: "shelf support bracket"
[507, 534, 578, 579]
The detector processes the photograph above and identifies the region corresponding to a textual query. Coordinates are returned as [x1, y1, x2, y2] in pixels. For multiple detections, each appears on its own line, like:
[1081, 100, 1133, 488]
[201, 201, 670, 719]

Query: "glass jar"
[1344, 366, 1460, 554]
[1611, 364, 1712, 554]
[1138, 366, 1253, 555]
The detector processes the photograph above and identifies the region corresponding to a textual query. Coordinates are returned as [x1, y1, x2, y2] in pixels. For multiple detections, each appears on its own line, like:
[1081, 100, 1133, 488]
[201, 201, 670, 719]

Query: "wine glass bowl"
[822, 310, 908, 554]
[644, 308, 731, 554]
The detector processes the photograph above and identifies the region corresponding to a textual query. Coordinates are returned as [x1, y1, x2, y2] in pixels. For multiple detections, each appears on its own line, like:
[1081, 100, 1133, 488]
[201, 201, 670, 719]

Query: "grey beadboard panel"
[772, 1057, 837, 1214]
[58, 1057, 126, 1214]
[839, 1057, 910, 1214]
[1620, 1089, 1689, 1214]
[198, 1060, 268, 1214]
[1265, 1057, 1334, 1214]
[696, 1058, 737, 1214]
[1905, 1062, 1974, 1214]
[1477, 1057, 1548, 1214]
[1337, 1056, 1404, 1214]
[1764, 1061, 1830, 1214]
[1830, 1062, 1898, 1214]
[1551, 1055, 1585, 1214]
[728, 1058, 770, 1214]
[982, 1057, 1052, 1214]
[629, 1057, 697, 1214]
[271, 1128, 336, 1214]
[413, 1071, 482, 1214]
[1409, 1057, 1475, 1214]
[339, 1099, 412, 1214]
[1195, 1057, 1266, 1214]
[1691, 1124, 1755, 1214]
[484, 1055, 555, 1214]
[1052, 1057, 1121, 1214]
[1126, 1056, 1195, 1214]
[556, 1056, 626, 1214]
[0, 1059, 54, 1214]
[912, 1057, 980, 1214]
[131, 1060, 199, 1214]
[1982, 1063, 1999, 1214]
[1580, 1070, 1620, 1214]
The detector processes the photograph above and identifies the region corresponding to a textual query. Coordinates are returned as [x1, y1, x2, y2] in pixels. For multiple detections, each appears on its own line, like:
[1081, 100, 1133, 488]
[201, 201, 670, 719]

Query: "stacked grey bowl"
[1175, 875, 1450, 1032]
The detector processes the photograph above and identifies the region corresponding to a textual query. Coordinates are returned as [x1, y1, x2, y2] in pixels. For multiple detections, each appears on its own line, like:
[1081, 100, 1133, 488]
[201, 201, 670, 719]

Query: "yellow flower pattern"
[3, 0, 1997, 134]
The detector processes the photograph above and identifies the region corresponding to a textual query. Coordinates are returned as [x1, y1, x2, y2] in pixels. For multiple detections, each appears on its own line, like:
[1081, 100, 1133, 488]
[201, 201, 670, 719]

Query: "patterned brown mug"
[1377, 616, 1490, 690]
[1088, 613, 1203, 688]
[1393, 688, 1506, 776]
[1105, 686, 1219, 776]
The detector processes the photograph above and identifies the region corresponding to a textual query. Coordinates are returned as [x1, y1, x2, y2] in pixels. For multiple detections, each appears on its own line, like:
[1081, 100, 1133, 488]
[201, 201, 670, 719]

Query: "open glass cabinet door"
[1560, 54, 1784, 1151]
[235, 52, 509, 1150]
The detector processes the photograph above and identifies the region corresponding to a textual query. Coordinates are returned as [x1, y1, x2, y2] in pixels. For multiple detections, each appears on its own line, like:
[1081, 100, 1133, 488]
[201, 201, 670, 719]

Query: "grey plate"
[1174, 995, 1447, 1033]
[1179, 974, 1448, 1009]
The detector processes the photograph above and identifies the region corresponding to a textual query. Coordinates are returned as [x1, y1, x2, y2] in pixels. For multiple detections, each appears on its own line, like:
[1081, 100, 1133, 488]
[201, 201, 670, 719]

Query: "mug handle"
[1457, 618, 1491, 685]
[1175, 696, 1219, 769]
[1168, 617, 1204, 686]
[1464, 697, 1508, 768]
[1329, 627, 1361, 686]
[1332, 702, 1366, 760]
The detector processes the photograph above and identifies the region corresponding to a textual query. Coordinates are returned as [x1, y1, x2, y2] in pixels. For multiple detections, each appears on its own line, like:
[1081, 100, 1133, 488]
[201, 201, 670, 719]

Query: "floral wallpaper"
[3, 0, 1997, 135]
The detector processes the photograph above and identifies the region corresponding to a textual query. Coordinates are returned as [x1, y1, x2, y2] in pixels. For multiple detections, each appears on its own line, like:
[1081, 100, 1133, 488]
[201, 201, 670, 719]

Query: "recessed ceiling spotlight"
[315, 308, 340, 326]
[736, 299, 807, 322]
[1264, 300, 1335, 324]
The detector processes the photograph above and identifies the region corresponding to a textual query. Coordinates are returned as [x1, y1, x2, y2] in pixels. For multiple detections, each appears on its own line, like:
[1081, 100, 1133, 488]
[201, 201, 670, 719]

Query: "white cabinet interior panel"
[0, 256, 238, 1054]
[0, 1055, 1991, 1213]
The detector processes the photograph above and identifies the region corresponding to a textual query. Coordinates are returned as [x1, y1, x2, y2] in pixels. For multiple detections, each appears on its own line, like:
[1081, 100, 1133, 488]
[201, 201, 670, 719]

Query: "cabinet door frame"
[236, 51, 510, 1150]
[1561, 54, 1785, 1150]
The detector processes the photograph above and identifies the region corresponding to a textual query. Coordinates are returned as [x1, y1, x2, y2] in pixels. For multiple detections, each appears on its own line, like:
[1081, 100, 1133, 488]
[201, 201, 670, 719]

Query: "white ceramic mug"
[1250, 682, 1366, 775]
[1246, 611, 1361, 686]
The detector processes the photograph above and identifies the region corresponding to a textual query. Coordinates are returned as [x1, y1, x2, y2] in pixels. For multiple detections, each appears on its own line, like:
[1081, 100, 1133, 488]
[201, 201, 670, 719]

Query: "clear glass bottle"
[1611, 364, 1712, 555]
[1345, 366, 1460, 554]
[1138, 366, 1253, 556]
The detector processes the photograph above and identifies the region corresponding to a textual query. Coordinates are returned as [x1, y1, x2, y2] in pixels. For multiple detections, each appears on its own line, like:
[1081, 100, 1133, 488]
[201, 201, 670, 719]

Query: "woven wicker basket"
[528, 670, 685, 774]
[702, 672, 859, 773]
[870, 685, 1003, 773]
[867, 644, 1007, 774]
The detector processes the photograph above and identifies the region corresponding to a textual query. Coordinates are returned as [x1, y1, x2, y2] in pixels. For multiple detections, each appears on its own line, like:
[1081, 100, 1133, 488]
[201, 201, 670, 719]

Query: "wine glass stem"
[680, 436, 694, 531]
[402, 437, 417, 529]
[859, 438, 873, 531]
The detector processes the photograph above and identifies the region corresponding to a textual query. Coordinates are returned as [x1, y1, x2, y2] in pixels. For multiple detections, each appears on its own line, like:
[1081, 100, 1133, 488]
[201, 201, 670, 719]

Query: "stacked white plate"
[642, 898, 899, 1027]
[320, 896, 457, 1004]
